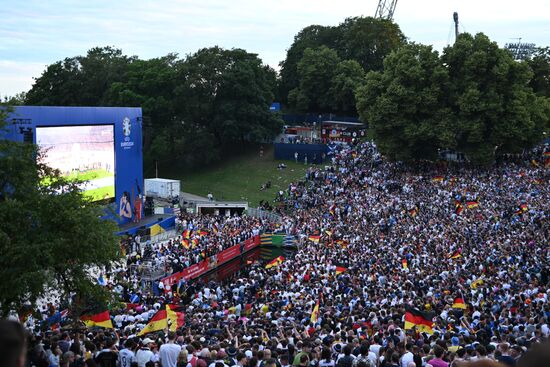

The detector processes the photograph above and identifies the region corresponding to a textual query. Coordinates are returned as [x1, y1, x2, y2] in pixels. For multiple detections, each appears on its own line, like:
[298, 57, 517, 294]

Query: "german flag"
[335, 266, 347, 275]
[470, 277, 484, 290]
[182, 230, 191, 239]
[448, 250, 462, 259]
[308, 235, 320, 243]
[310, 300, 320, 324]
[80, 311, 113, 329]
[402, 259, 408, 269]
[166, 304, 185, 332]
[466, 200, 479, 209]
[212, 223, 219, 234]
[454, 200, 464, 215]
[181, 239, 190, 250]
[432, 175, 444, 182]
[197, 230, 208, 237]
[265, 256, 284, 269]
[404, 307, 435, 334]
[452, 297, 467, 310]
[191, 238, 199, 248]
[336, 239, 349, 248]
[515, 203, 528, 215]
[325, 230, 333, 236]
[138, 308, 168, 336]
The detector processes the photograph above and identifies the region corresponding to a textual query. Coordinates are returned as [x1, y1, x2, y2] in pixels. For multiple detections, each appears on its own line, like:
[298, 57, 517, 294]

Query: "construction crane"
[375, 0, 398, 20]
[453, 12, 459, 42]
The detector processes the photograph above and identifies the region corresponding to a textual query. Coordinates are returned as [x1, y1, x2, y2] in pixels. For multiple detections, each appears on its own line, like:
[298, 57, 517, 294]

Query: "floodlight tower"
[505, 38, 536, 60]
[375, 0, 398, 20]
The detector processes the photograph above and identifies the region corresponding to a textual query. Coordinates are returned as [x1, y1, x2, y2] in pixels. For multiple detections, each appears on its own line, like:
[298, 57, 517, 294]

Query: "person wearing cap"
[136, 338, 157, 367]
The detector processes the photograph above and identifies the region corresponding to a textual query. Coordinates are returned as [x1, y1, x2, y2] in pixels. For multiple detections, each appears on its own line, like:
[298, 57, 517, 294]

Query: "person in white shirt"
[119, 339, 136, 367]
[136, 338, 157, 367]
[159, 332, 182, 367]
[400, 343, 414, 367]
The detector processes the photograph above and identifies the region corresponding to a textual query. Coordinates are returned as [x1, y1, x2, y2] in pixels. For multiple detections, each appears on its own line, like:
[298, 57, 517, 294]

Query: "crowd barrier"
[160, 235, 261, 291]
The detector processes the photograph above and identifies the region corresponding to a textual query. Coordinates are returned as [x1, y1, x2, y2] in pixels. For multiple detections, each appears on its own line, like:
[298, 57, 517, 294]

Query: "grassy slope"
[167, 147, 309, 207]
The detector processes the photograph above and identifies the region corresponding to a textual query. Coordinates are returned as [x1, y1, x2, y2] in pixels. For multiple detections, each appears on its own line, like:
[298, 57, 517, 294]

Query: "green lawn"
[169, 147, 310, 207]
[69, 168, 113, 182]
[84, 185, 115, 201]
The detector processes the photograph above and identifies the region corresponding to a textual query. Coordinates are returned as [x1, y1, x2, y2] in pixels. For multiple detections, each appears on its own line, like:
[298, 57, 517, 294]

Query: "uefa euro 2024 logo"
[121, 117, 134, 150]
[123, 117, 131, 137]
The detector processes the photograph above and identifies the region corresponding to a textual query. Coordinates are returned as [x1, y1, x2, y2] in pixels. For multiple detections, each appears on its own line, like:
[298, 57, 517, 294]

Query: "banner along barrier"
[160, 234, 261, 291]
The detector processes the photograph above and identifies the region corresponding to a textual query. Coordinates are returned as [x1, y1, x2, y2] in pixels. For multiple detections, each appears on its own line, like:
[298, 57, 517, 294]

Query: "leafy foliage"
[527, 47, 550, 98]
[280, 16, 405, 113]
[357, 43, 453, 161]
[24, 46, 282, 173]
[357, 33, 550, 164]
[0, 108, 119, 316]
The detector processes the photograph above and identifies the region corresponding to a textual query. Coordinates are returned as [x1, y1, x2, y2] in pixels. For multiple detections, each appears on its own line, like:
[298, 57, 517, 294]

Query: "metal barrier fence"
[138, 229, 179, 244]
[246, 208, 282, 223]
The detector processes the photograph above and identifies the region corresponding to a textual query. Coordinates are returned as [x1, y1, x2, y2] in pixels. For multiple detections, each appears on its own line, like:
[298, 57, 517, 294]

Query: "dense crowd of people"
[10, 140, 550, 367]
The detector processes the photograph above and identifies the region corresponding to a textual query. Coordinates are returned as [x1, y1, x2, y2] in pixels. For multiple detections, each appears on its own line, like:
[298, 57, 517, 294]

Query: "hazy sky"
[1, 0, 549, 97]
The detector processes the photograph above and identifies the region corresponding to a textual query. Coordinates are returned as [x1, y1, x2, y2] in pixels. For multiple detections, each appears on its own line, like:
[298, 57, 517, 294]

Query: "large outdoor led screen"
[36, 125, 115, 201]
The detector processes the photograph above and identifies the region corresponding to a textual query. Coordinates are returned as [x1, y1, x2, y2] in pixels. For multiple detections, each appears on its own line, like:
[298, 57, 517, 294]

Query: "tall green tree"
[26, 46, 135, 106]
[175, 47, 282, 164]
[336, 17, 406, 72]
[527, 47, 550, 98]
[288, 46, 341, 112]
[330, 60, 366, 114]
[278, 25, 339, 105]
[0, 108, 119, 316]
[356, 43, 453, 161]
[279, 16, 405, 112]
[443, 33, 549, 164]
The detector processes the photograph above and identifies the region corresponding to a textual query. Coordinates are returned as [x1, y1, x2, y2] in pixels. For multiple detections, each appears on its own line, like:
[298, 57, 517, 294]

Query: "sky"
[1, 0, 549, 97]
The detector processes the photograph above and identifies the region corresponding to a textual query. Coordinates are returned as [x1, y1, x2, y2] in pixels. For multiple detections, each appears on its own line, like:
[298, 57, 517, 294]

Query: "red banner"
[217, 244, 241, 265]
[160, 235, 262, 292]
[161, 260, 210, 290]
[243, 235, 261, 252]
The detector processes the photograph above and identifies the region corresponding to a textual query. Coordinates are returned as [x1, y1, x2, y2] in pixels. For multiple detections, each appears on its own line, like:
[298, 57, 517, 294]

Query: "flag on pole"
[404, 306, 435, 334]
[166, 304, 185, 332]
[265, 256, 285, 269]
[308, 235, 320, 243]
[335, 266, 347, 275]
[452, 297, 467, 310]
[80, 311, 114, 329]
[137, 308, 168, 336]
[310, 300, 320, 324]
[466, 200, 479, 209]
[448, 250, 462, 259]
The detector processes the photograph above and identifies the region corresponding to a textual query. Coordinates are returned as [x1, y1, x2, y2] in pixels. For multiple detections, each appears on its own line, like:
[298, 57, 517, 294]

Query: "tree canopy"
[357, 33, 550, 164]
[24, 46, 282, 173]
[279, 16, 405, 114]
[0, 108, 120, 317]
